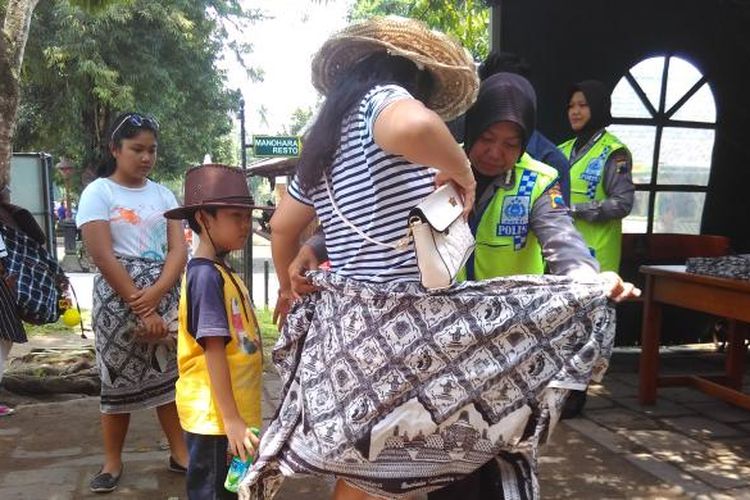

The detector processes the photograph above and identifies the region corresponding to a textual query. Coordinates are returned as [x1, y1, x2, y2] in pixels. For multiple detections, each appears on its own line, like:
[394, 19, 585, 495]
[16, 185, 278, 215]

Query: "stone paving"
[1, 336, 749, 499]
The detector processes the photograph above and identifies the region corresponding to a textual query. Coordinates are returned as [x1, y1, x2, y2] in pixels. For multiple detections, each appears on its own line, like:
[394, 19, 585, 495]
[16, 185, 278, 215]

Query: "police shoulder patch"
[547, 184, 565, 209]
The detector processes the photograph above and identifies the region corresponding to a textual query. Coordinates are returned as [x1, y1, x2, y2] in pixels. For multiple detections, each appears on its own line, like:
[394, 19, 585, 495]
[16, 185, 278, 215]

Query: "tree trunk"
[80, 89, 111, 187]
[0, 0, 41, 200]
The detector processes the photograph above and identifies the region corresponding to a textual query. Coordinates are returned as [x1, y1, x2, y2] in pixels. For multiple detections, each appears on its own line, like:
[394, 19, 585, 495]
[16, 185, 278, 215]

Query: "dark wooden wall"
[495, 0, 750, 251]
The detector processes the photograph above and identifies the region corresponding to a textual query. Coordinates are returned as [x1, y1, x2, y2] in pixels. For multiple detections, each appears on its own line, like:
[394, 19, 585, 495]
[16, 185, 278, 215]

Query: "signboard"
[252, 135, 301, 157]
[10, 153, 55, 254]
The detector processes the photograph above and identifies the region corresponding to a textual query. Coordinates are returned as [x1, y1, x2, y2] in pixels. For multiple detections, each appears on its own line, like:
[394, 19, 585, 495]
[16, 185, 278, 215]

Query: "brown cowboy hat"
[164, 164, 271, 220]
[311, 16, 479, 121]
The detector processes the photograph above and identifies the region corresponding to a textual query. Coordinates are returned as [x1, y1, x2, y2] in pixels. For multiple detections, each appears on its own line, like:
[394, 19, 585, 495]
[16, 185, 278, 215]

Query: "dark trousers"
[428, 451, 534, 500]
[185, 432, 236, 500]
[427, 459, 503, 500]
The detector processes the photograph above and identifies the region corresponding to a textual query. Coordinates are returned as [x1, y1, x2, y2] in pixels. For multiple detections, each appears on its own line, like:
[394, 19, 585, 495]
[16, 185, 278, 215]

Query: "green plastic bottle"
[224, 427, 261, 493]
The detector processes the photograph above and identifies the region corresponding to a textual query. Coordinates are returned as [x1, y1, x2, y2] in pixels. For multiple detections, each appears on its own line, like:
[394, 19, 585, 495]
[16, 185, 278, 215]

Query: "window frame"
[611, 54, 715, 234]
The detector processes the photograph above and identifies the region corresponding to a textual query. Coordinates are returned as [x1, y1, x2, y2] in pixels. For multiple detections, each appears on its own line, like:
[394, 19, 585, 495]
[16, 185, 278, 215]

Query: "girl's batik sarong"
[92, 256, 179, 414]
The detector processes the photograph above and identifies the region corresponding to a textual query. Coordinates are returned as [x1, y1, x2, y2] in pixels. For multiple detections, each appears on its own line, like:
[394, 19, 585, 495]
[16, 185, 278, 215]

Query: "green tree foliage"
[14, 0, 261, 190]
[284, 105, 315, 136]
[350, 0, 489, 60]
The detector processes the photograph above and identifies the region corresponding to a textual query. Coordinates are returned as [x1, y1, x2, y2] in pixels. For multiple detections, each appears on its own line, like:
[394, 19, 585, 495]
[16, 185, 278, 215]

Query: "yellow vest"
[175, 263, 262, 435]
[459, 153, 559, 280]
[559, 131, 627, 272]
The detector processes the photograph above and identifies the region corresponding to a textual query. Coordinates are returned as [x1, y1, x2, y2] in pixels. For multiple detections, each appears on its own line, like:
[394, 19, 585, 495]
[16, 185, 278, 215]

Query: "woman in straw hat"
[246, 16, 616, 500]
[269, 16, 477, 499]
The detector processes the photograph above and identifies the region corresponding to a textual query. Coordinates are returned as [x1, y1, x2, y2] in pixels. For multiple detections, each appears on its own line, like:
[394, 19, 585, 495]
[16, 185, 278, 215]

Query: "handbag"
[325, 179, 475, 290]
[0, 217, 69, 325]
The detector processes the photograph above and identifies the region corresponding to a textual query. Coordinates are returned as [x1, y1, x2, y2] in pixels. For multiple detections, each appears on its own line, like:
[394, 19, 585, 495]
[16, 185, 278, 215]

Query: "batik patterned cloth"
[686, 255, 750, 281]
[241, 272, 615, 499]
[92, 256, 179, 413]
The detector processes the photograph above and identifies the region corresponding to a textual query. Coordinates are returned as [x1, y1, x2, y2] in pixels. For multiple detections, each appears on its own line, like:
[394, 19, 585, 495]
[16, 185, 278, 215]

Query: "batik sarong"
[92, 256, 179, 413]
[241, 272, 615, 499]
[686, 255, 750, 281]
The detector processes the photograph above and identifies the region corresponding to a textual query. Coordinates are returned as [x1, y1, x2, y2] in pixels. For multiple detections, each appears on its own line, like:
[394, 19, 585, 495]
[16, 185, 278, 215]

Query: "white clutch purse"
[408, 183, 475, 289]
[325, 179, 475, 290]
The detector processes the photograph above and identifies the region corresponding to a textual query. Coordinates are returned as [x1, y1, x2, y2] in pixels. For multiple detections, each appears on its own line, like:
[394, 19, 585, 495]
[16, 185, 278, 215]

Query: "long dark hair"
[97, 112, 160, 178]
[296, 52, 434, 193]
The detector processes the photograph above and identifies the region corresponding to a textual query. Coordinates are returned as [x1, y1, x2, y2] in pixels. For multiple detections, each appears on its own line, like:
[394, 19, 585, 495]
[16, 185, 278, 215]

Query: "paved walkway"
[1, 335, 749, 499]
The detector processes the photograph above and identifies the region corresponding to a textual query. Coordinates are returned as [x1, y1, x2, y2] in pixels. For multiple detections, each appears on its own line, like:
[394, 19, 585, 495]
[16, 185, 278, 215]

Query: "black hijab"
[568, 80, 612, 152]
[464, 73, 537, 198]
[464, 72, 537, 154]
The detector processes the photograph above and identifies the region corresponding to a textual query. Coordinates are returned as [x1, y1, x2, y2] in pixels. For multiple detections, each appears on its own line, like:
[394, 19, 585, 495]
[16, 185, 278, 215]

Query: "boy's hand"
[129, 285, 165, 316]
[224, 417, 259, 462]
[204, 338, 260, 462]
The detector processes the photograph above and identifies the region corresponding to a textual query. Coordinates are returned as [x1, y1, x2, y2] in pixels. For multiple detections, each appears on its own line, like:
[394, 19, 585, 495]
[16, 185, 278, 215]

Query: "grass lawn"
[255, 307, 280, 365]
[24, 309, 92, 337]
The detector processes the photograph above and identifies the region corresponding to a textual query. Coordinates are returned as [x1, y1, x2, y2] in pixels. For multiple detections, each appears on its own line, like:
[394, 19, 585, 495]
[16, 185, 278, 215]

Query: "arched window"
[609, 55, 716, 234]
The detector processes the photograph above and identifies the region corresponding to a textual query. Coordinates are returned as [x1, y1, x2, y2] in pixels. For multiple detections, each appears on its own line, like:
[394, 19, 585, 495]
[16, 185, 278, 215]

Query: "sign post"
[252, 135, 301, 157]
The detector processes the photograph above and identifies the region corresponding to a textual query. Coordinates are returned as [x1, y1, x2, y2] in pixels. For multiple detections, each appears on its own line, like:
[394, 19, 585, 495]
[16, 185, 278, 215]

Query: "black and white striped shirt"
[288, 85, 436, 283]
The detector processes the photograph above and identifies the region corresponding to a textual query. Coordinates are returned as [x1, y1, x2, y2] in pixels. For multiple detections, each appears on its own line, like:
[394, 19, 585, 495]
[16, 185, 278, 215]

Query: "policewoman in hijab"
[428, 73, 640, 500]
[558, 80, 635, 273]
[429, 73, 639, 500]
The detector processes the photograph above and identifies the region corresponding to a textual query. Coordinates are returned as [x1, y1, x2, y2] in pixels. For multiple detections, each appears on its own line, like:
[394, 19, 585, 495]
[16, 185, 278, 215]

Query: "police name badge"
[497, 195, 530, 237]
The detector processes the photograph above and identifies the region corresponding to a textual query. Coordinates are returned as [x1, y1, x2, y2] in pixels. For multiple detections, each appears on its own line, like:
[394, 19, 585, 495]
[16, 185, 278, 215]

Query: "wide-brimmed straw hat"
[311, 16, 479, 121]
[164, 164, 270, 220]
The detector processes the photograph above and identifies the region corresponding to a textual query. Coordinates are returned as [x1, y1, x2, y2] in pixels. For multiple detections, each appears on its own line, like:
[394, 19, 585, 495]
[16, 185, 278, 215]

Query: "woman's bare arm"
[374, 99, 475, 215]
[81, 221, 140, 300]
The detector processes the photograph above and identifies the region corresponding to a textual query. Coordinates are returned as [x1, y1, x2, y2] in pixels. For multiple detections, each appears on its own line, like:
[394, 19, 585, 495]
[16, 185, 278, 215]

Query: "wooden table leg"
[639, 274, 662, 405]
[726, 320, 748, 390]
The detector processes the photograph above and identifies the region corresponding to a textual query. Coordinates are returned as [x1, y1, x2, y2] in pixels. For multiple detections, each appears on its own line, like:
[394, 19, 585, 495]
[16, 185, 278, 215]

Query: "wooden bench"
[639, 265, 750, 409]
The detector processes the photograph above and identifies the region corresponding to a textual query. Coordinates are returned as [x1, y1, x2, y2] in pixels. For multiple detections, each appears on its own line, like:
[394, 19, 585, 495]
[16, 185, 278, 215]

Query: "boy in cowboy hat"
[164, 164, 266, 499]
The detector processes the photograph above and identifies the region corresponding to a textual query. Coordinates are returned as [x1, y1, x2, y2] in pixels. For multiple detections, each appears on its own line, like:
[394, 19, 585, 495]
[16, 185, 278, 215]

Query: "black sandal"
[168, 455, 187, 473]
[89, 467, 122, 493]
